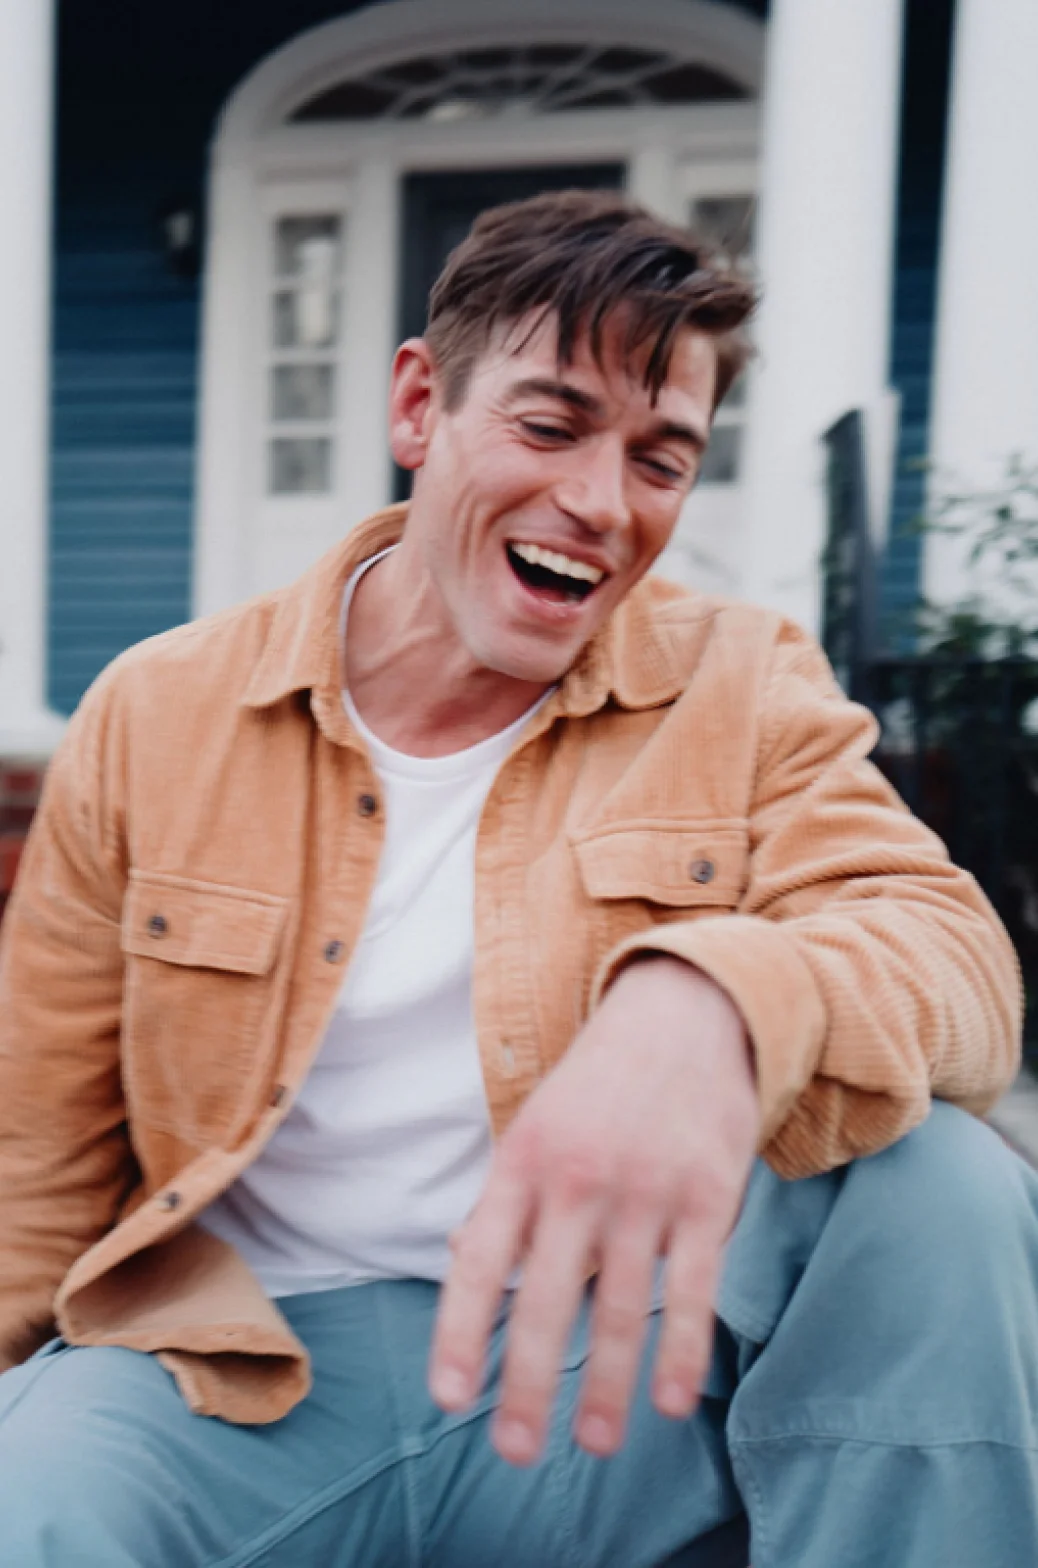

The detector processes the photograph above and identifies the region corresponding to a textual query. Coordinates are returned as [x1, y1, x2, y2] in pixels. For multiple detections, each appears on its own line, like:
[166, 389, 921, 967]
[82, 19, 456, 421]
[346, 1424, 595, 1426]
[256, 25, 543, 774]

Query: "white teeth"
[510, 542, 605, 585]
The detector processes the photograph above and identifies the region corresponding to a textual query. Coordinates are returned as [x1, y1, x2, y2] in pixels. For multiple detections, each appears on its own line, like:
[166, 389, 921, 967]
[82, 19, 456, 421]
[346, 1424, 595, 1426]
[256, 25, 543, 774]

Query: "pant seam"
[374, 1285, 424, 1568]
[729, 1443, 770, 1568]
[211, 1451, 406, 1568]
[730, 1432, 1038, 1454]
[540, 1371, 587, 1568]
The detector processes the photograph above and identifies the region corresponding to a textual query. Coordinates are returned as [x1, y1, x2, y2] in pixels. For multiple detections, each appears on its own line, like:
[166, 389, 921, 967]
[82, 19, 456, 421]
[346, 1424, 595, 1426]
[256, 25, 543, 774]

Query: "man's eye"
[519, 419, 573, 442]
[641, 456, 688, 484]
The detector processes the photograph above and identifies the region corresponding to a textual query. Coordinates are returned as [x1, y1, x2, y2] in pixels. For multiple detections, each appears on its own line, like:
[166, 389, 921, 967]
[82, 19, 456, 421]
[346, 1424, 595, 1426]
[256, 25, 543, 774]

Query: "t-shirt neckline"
[340, 546, 553, 783]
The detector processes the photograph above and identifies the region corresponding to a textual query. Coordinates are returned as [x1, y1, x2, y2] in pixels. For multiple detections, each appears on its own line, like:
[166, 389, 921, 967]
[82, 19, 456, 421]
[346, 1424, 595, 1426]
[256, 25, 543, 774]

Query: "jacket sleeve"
[0, 674, 134, 1368]
[593, 627, 1022, 1178]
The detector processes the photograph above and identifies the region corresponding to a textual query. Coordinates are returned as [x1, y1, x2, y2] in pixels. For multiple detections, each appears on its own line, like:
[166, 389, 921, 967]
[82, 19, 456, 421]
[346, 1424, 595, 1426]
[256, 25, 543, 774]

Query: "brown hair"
[424, 188, 757, 412]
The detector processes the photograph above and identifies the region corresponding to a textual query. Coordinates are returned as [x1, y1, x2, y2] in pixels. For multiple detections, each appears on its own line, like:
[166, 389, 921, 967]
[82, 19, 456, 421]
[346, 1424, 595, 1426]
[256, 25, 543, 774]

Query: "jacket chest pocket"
[572, 821, 749, 948]
[120, 871, 290, 1146]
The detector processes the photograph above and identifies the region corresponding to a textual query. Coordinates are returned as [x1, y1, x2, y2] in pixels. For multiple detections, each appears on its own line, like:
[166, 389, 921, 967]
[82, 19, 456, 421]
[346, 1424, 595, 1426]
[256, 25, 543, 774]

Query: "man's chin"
[476, 639, 579, 690]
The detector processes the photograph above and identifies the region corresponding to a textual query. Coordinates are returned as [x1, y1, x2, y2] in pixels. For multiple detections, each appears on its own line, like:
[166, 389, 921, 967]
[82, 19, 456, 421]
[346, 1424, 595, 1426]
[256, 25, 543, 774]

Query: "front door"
[394, 164, 625, 498]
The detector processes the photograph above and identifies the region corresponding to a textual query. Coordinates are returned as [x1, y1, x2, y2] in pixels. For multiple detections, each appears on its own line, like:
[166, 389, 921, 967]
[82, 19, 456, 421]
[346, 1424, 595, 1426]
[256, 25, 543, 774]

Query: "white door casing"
[193, 0, 763, 617]
[0, 0, 66, 754]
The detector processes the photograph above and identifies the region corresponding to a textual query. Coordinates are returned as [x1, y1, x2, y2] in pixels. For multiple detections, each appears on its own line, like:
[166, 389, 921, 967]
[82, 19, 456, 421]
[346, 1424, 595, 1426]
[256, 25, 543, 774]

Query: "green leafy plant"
[914, 456, 1038, 656]
[874, 458, 1038, 1069]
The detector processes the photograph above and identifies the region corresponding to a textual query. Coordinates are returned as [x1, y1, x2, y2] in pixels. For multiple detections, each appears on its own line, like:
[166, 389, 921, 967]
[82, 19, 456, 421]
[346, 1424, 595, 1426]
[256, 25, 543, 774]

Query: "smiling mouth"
[505, 542, 607, 605]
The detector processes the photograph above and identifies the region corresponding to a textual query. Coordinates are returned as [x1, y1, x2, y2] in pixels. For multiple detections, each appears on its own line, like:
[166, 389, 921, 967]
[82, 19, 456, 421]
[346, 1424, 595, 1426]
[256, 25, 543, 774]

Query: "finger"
[572, 1206, 663, 1457]
[650, 1217, 724, 1420]
[491, 1198, 601, 1466]
[429, 1165, 530, 1413]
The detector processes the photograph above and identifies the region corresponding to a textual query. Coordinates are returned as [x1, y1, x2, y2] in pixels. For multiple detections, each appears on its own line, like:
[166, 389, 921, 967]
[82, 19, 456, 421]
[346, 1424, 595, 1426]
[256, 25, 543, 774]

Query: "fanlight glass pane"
[274, 216, 341, 279]
[292, 79, 397, 120]
[690, 196, 756, 258]
[456, 48, 514, 71]
[270, 437, 333, 494]
[288, 46, 746, 122]
[272, 365, 335, 422]
[641, 63, 747, 106]
[382, 57, 444, 87]
[525, 45, 584, 68]
[595, 47, 663, 72]
[719, 371, 748, 411]
[273, 289, 340, 350]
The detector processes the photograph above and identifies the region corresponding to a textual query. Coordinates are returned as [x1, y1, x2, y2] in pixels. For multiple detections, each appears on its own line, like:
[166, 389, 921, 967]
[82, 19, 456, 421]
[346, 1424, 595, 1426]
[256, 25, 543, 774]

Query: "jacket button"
[158, 1191, 181, 1211]
[689, 859, 716, 885]
[357, 792, 379, 818]
[323, 940, 345, 963]
[147, 913, 168, 937]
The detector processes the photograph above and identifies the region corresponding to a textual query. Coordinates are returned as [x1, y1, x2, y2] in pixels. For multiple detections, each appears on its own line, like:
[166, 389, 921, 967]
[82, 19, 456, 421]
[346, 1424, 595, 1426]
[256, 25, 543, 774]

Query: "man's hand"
[429, 956, 760, 1466]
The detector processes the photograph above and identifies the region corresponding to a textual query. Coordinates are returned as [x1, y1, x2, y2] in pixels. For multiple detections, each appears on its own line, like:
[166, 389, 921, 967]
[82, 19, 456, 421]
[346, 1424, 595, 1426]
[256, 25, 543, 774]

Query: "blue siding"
[47, 195, 200, 714]
[50, 0, 408, 714]
[881, 245, 941, 640]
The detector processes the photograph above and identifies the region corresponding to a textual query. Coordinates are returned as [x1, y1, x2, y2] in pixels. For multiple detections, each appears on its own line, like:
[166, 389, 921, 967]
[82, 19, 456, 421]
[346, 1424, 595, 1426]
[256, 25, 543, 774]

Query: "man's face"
[389, 311, 718, 686]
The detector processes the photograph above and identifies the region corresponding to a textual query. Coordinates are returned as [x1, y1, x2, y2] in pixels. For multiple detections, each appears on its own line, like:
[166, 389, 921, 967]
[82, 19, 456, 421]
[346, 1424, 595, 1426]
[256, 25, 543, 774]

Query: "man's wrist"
[611, 952, 758, 1081]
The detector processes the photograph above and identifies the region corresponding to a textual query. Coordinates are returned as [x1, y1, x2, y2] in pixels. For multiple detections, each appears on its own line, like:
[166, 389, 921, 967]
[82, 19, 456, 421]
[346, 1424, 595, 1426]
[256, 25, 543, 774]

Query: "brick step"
[0, 761, 46, 924]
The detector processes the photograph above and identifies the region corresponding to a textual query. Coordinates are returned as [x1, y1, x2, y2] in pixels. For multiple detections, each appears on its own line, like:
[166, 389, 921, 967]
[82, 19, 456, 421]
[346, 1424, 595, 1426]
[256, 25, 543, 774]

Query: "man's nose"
[554, 437, 631, 535]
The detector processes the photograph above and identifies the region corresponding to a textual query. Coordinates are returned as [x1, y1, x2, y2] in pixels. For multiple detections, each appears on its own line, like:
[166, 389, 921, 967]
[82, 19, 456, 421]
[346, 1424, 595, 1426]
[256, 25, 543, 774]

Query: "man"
[0, 190, 1035, 1566]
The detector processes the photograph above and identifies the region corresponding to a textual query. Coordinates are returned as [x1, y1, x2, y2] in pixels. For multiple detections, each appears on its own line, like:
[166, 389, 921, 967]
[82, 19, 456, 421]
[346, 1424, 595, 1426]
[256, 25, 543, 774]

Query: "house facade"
[0, 0, 1036, 774]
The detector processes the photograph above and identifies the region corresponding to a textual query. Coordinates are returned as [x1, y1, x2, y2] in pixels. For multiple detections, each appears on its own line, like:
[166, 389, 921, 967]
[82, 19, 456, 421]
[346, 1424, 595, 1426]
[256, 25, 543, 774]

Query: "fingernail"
[578, 1413, 617, 1454]
[431, 1365, 471, 1408]
[493, 1418, 539, 1466]
[655, 1380, 693, 1418]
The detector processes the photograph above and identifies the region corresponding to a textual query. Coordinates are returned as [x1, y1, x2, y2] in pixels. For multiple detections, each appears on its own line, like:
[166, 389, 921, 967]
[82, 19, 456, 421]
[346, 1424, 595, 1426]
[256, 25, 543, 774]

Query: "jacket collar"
[241, 504, 694, 725]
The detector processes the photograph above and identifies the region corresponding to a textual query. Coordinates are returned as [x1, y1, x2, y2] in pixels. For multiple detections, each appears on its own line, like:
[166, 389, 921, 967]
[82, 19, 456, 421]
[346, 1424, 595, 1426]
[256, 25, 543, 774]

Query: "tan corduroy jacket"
[0, 505, 1021, 1424]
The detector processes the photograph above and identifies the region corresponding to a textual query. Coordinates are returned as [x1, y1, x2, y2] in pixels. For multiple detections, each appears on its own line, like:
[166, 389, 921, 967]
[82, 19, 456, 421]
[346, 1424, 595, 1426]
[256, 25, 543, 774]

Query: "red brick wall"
[0, 763, 46, 925]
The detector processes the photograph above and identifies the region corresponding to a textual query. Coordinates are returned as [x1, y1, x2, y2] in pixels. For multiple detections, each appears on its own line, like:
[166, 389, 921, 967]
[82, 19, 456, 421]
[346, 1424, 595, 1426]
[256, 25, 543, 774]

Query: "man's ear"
[388, 338, 440, 471]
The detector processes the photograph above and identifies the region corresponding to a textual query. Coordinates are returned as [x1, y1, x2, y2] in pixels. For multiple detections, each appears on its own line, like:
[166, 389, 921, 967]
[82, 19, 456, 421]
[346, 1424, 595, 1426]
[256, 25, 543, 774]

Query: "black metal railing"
[822, 410, 879, 701]
[820, 409, 1038, 1063]
[861, 657, 1038, 1065]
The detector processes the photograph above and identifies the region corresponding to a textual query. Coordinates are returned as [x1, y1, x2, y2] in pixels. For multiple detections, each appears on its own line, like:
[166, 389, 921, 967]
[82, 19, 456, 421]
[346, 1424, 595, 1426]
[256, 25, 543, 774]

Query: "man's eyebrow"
[652, 419, 708, 456]
[504, 377, 605, 417]
[505, 378, 709, 455]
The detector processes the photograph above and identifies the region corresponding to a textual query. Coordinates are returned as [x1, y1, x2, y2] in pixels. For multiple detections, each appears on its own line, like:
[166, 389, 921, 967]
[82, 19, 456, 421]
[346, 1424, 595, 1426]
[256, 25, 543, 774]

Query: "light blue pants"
[2, 1102, 1037, 1567]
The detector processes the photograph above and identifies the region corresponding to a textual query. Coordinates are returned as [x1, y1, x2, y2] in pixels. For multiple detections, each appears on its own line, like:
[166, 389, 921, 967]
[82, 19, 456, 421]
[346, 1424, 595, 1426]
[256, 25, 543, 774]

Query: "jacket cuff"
[590, 915, 829, 1145]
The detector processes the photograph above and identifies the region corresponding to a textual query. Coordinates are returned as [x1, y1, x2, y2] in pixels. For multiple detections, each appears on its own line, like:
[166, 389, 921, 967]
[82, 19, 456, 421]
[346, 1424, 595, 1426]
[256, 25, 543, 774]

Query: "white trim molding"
[739, 0, 904, 633]
[215, 0, 764, 156]
[0, 0, 66, 756]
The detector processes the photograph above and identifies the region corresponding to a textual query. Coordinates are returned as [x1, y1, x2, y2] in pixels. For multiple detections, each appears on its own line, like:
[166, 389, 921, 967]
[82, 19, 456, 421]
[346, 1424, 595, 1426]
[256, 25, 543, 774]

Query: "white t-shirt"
[199, 554, 550, 1297]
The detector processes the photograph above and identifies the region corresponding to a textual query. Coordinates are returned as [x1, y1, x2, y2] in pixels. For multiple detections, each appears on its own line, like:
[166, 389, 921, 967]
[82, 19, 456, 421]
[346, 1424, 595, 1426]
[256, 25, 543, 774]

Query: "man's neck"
[343, 547, 552, 758]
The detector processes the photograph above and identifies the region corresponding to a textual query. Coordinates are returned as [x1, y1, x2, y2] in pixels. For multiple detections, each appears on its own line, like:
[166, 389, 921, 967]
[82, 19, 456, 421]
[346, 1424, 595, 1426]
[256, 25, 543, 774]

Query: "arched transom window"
[290, 45, 748, 124]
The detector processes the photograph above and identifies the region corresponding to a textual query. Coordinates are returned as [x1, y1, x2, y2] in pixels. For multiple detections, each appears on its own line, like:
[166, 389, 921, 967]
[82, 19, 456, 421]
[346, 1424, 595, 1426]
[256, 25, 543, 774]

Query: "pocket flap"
[122, 872, 289, 975]
[572, 823, 749, 907]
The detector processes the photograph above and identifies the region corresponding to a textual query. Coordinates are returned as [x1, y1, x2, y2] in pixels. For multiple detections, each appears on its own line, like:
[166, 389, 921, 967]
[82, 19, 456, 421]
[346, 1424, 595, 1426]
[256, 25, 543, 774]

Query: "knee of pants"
[0, 1347, 202, 1565]
[790, 1104, 1038, 1426]
[728, 1105, 1038, 1451]
[840, 1100, 1038, 1298]
[728, 1101, 1038, 1343]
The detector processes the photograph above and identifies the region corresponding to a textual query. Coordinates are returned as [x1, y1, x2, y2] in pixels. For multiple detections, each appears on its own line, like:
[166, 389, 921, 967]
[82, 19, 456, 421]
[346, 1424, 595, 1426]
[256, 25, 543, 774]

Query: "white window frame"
[656, 157, 759, 595]
[193, 0, 764, 615]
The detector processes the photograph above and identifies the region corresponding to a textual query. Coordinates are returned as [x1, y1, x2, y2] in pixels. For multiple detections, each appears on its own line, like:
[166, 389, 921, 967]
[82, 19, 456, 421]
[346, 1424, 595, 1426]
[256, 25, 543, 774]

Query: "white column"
[338, 156, 399, 524]
[925, 0, 1038, 608]
[0, 0, 64, 756]
[739, 0, 904, 631]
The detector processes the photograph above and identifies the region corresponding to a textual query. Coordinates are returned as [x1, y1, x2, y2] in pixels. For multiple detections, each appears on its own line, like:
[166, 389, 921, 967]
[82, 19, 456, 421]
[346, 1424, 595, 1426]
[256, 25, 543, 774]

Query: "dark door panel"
[394, 163, 625, 498]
